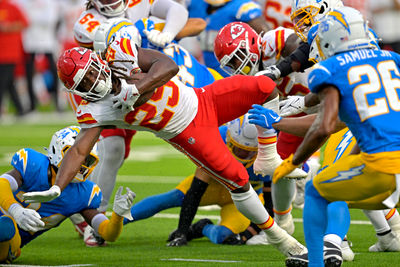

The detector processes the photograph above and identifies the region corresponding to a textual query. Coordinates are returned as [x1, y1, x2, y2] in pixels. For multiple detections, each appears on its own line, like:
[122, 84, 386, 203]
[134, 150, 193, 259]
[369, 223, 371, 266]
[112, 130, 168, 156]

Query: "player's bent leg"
[124, 188, 185, 224]
[302, 181, 329, 267]
[230, 185, 306, 256]
[0, 216, 21, 263]
[90, 135, 125, 212]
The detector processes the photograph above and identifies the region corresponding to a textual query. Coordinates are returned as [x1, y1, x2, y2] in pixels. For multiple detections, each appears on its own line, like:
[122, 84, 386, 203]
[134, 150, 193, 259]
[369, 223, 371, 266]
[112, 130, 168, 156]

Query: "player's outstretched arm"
[81, 187, 136, 242]
[23, 127, 103, 203]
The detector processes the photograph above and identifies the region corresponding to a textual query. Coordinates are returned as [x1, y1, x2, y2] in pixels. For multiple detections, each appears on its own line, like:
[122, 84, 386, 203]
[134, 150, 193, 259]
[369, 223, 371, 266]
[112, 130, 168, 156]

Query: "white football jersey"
[76, 36, 198, 139]
[260, 27, 310, 97]
[74, 8, 107, 47]
[257, 0, 293, 29]
[125, 0, 153, 23]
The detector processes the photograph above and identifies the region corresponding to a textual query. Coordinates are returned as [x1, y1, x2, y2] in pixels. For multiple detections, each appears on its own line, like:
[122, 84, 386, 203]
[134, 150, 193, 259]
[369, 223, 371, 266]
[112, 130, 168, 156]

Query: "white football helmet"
[91, 0, 128, 17]
[314, 6, 374, 61]
[47, 126, 99, 183]
[291, 0, 343, 41]
[94, 18, 141, 52]
[226, 113, 258, 166]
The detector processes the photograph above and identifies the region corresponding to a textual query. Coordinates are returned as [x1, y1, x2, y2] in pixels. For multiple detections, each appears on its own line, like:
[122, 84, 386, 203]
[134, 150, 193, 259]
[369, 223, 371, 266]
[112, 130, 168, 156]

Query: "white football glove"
[112, 79, 140, 112]
[279, 95, 306, 117]
[22, 185, 61, 203]
[144, 29, 174, 48]
[8, 203, 45, 232]
[113, 186, 136, 220]
[255, 65, 281, 81]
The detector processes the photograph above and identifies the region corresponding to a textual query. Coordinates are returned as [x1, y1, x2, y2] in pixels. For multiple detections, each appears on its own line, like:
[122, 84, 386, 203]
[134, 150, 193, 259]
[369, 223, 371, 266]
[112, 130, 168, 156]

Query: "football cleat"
[266, 227, 307, 256]
[275, 213, 295, 235]
[222, 233, 244, 245]
[341, 239, 355, 261]
[187, 218, 213, 241]
[74, 221, 88, 237]
[369, 231, 400, 252]
[83, 225, 106, 247]
[246, 231, 270, 245]
[323, 241, 343, 267]
[167, 232, 188, 247]
[285, 252, 308, 267]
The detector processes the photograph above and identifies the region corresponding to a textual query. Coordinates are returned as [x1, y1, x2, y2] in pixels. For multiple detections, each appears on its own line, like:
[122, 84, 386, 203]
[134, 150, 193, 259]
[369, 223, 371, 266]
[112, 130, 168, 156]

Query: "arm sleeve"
[92, 212, 124, 242]
[0, 177, 19, 211]
[276, 41, 313, 77]
[150, 0, 188, 38]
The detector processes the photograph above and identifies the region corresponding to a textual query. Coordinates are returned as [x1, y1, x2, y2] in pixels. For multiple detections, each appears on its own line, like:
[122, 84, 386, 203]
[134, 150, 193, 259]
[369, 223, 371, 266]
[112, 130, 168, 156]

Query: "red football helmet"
[57, 47, 112, 101]
[214, 22, 262, 76]
[91, 0, 128, 17]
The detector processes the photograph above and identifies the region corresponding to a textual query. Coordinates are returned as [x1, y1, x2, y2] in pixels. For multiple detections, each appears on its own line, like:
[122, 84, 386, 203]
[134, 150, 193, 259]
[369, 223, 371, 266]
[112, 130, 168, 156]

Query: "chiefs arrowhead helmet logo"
[230, 24, 245, 40]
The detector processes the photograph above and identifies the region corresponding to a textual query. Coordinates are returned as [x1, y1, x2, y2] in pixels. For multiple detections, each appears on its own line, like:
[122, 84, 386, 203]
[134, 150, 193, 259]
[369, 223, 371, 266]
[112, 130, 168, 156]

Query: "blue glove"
[248, 104, 282, 129]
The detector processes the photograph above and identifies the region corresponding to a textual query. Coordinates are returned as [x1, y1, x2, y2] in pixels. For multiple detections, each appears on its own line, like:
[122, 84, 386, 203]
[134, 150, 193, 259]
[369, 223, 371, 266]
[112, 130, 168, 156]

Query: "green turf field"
[1, 122, 399, 267]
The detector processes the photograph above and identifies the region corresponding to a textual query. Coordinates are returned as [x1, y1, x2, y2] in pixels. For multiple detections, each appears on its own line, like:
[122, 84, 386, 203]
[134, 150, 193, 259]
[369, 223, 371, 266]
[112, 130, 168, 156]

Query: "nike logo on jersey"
[123, 90, 129, 101]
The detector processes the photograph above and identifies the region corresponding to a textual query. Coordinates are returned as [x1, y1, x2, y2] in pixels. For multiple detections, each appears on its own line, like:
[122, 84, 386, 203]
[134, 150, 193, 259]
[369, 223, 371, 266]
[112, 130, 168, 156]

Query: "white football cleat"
[83, 225, 107, 247]
[74, 221, 88, 237]
[246, 231, 270, 245]
[266, 226, 307, 256]
[369, 232, 400, 252]
[341, 239, 355, 261]
[275, 213, 295, 235]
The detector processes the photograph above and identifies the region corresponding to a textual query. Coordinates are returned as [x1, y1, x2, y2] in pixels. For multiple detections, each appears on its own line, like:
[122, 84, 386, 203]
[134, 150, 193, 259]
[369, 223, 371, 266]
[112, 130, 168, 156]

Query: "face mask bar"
[291, 6, 320, 42]
[61, 146, 99, 182]
[219, 41, 259, 76]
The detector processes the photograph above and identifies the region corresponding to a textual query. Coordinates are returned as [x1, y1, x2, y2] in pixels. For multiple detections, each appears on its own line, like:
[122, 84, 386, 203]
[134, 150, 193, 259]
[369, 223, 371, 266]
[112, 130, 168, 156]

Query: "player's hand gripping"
[112, 79, 140, 112]
[144, 29, 174, 48]
[255, 65, 281, 80]
[8, 204, 45, 232]
[272, 154, 300, 184]
[113, 186, 136, 220]
[248, 104, 282, 130]
[22, 185, 61, 203]
[279, 95, 306, 117]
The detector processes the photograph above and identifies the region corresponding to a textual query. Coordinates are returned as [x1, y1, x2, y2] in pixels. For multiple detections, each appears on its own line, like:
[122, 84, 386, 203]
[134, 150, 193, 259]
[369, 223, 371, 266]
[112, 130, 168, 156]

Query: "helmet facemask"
[47, 126, 99, 183]
[220, 39, 260, 76]
[226, 131, 258, 165]
[93, 0, 128, 17]
[291, 5, 320, 42]
[72, 53, 112, 101]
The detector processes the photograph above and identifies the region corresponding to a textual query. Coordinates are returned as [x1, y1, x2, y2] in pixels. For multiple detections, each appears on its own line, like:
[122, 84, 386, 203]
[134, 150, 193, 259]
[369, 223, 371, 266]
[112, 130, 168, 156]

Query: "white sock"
[230, 186, 270, 225]
[363, 209, 391, 234]
[272, 178, 296, 213]
[89, 136, 125, 212]
[384, 209, 400, 232]
[69, 213, 85, 224]
[324, 234, 342, 247]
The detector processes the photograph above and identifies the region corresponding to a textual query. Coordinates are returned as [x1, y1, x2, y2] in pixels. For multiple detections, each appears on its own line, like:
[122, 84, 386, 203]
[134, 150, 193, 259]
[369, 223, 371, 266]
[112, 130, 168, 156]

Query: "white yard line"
[161, 258, 242, 263]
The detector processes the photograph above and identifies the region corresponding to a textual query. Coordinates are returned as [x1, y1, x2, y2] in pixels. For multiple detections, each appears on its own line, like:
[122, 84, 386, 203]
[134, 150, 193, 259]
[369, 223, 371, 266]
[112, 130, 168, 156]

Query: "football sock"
[230, 186, 270, 225]
[90, 136, 125, 212]
[263, 182, 274, 218]
[203, 224, 233, 244]
[384, 209, 400, 233]
[177, 177, 208, 235]
[0, 216, 15, 242]
[363, 210, 391, 234]
[326, 201, 350, 240]
[124, 189, 184, 224]
[303, 181, 328, 267]
[272, 178, 295, 215]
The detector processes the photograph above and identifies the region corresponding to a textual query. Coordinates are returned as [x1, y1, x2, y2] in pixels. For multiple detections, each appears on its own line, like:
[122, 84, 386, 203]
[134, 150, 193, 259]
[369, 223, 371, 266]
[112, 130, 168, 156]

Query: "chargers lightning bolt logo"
[333, 130, 353, 163]
[327, 10, 350, 33]
[88, 185, 101, 206]
[16, 149, 28, 174]
[321, 165, 365, 184]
